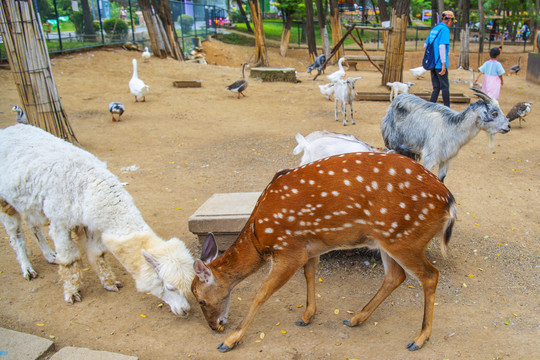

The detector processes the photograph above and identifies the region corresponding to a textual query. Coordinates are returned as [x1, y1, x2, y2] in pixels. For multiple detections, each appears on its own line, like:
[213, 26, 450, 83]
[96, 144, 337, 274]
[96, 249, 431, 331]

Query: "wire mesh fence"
[0, 1, 535, 62]
[0, 0, 221, 61]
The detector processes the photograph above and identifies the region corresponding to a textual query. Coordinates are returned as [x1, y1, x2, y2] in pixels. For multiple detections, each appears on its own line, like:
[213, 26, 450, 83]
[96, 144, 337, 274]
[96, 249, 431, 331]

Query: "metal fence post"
[128, 0, 135, 42]
[52, 0, 63, 51]
[96, 0, 104, 44]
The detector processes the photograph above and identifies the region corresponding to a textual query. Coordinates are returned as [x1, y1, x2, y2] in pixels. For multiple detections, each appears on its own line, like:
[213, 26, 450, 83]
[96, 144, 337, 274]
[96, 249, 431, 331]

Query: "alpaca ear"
[201, 233, 219, 263]
[142, 249, 160, 273]
[194, 259, 213, 282]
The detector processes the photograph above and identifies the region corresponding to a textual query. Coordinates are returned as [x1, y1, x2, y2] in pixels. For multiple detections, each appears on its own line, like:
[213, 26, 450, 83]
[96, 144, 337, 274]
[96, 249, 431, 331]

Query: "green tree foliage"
[178, 14, 195, 33]
[103, 18, 129, 35]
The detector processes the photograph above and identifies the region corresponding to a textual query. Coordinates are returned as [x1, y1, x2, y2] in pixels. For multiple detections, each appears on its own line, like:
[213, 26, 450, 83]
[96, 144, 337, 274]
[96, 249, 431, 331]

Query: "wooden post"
[382, 2, 410, 85]
[329, 0, 343, 62]
[0, 0, 77, 143]
[458, 23, 470, 69]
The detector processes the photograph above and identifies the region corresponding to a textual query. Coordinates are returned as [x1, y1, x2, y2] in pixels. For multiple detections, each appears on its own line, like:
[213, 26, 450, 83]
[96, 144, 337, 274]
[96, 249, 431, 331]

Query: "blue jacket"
[426, 23, 450, 69]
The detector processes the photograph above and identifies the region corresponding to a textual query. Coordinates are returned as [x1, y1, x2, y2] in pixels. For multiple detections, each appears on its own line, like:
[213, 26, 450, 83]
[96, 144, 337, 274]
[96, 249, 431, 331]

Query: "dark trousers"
[430, 69, 450, 107]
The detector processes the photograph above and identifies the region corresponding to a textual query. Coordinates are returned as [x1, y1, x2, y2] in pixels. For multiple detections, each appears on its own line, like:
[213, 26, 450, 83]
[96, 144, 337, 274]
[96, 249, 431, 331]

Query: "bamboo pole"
[0, 0, 77, 143]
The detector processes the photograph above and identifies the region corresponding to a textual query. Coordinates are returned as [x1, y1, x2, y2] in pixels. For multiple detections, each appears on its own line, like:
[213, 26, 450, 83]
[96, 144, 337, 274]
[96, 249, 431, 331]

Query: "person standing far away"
[473, 47, 505, 100]
[425, 10, 455, 107]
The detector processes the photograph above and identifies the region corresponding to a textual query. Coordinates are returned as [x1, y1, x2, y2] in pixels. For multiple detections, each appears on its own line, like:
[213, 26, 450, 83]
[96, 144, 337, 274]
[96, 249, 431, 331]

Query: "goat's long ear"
[201, 233, 219, 263]
[472, 88, 492, 104]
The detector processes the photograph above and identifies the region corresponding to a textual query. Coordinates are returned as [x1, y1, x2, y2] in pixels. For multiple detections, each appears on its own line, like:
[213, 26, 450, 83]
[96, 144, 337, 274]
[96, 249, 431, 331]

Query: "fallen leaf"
[260, 332, 265, 340]
[140, 314, 146, 318]
[318, 277, 323, 282]
[297, 304, 304, 308]
[237, 297, 242, 301]
[334, 309, 339, 315]
[281, 330, 287, 334]
[37, 323, 45, 327]
[467, 274, 475, 277]
[513, 313, 518, 317]
[255, 340, 261, 343]
[275, 322, 280, 326]
[462, 283, 468, 288]
[504, 321, 509, 325]
[49, 335, 55, 339]
[408, 285, 416, 289]
[335, 342, 342, 346]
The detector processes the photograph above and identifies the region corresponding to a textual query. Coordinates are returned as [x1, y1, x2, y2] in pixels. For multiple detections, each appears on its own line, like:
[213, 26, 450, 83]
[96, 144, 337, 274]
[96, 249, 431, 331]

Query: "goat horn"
[472, 88, 492, 103]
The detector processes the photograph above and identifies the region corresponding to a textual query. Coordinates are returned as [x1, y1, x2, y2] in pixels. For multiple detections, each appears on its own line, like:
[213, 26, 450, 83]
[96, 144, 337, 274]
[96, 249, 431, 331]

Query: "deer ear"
[142, 249, 160, 273]
[201, 233, 219, 263]
[194, 259, 213, 282]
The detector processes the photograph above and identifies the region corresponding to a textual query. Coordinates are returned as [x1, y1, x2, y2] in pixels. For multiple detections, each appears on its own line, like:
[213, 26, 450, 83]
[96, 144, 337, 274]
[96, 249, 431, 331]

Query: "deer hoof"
[343, 319, 360, 327]
[217, 343, 232, 353]
[295, 320, 310, 327]
[406, 341, 421, 351]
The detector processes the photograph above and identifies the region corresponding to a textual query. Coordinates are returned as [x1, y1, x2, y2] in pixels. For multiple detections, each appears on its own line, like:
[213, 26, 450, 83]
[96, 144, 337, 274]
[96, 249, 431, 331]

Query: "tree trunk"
[329, 0, 343, 62]
[236, 0, 253, 33]
[437, 0, 444, 20]
[377, 0, 390, 49]
[371, 0, 379, 23]
[431, 0, 438, 26]
[382, 0, 410, 85]
[477, 0, 485, 68]
[155, 0, 184, 60]
[315, 0, 330, 57]
[280, 13, 293, 57]
[80, 0, 96, 41]
[248, 0, 269, 66]
[458, 23, 469, 69]
[304, 0, 318, 62]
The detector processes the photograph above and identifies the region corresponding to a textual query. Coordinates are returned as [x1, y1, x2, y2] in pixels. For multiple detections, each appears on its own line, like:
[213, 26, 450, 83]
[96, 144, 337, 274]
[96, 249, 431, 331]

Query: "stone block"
[188, 192, 260, 250]
[0, 327, 54, 360]
[50, 347, 138, 360]
[250, 67, 297, 82]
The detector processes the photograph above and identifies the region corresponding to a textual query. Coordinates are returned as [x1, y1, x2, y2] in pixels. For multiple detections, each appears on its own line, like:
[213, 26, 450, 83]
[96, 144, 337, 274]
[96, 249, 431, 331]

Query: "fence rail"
[1, 1, 535, 62]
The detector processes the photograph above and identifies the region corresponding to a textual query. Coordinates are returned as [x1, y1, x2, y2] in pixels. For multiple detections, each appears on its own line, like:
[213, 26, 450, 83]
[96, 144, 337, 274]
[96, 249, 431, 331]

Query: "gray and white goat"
[334, 77, 362, 126]
[293, 130, 382, 166]
[381, 89, 510, 182]
[307, 54, 326, 74]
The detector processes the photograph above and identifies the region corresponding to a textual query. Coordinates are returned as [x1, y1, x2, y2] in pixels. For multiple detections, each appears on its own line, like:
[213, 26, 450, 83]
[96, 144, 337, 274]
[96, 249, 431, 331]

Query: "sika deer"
[192, 152, 457, 352]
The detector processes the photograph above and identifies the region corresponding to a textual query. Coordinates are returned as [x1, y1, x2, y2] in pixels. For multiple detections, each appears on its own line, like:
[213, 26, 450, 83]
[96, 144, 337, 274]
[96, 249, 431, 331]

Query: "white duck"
[318, 83, 335, 101]
[409, 66, 427, 79]
[129, 58, 149, 102]
[142, 47, 151, 62]
[326, 57, 346, 83]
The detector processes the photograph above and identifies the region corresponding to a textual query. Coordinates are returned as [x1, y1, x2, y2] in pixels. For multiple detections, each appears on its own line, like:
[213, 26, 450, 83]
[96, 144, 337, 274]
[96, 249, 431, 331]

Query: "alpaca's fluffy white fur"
[0, 124, 194, 316]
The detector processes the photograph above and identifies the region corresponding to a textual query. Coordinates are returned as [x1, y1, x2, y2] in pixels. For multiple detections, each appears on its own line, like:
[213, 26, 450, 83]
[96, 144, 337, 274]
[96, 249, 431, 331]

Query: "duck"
[409, 66, 427, 79]
[11, 105, 28, 124]
[129, 58, 149, 102]
[318, 83, 335, 101]
[226, 63, 249, 99]
[508, 56, 521, 75]
[326, 57, 346, 83]
[142, 47, 151, 62]
[506, 102, 532, 128]
[109, 102, 125, 122]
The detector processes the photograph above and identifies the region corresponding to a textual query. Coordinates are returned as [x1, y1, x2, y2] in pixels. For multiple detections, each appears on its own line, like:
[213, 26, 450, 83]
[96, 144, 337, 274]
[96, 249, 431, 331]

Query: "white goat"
[386, 81, 414, 101]
[0, 124, 195, 316]
[293, 130, 383, 166]
[381, 89, 510, 182]
[334, 77, 362, 126]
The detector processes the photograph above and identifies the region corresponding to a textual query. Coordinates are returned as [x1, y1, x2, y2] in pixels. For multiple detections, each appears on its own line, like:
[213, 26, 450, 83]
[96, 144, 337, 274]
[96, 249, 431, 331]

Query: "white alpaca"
[0, 124, 194, 316]
[387, 81, 415, 101]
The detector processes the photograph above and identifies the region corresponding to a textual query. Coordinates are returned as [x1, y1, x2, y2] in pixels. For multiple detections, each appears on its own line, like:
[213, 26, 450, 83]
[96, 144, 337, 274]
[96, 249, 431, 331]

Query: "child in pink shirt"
[474, 47, 505, 100]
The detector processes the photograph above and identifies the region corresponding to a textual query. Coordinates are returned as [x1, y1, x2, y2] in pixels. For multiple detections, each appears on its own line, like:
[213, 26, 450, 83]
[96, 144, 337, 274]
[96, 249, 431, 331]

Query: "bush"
[71, 10, 99, 34]
[103, 18, 128, 36]
[178, 14, 194, 33]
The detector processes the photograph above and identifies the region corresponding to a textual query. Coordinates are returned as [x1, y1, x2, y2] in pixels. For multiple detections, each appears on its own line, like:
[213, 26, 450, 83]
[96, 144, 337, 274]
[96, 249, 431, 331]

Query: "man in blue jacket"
[425, 10, 454, 107]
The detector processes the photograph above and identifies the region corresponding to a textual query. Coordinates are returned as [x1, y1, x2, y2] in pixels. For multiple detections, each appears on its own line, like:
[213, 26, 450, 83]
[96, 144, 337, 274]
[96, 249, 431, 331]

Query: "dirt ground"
[0, 39, 538, 360]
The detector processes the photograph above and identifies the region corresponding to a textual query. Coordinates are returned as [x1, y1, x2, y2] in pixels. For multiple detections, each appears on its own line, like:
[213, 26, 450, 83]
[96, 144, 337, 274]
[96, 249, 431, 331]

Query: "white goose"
[129, 59, 149, 102]
[142, 47, 151, 62]
[326, 57, 346, 83]
[318, 83, 335, 101]
[409, 66, 427, 79]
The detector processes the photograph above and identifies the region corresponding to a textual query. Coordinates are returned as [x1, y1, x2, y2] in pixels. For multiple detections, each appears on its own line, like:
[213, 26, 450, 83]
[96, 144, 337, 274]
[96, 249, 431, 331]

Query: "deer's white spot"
[309, 180, 315, 185]
[332, 191, 340, 196]
[399, 202, 406, 208]
[387, 183, 393, 192]
[421, 192, 427, 198]
[417, 175, 423, 181]
[265, 228, 274, 233]
[366, 185, 372, 192]
[391, 222, 398, 228]
[389, 168, 396, 176]
[355, 219, 366, 224]
[405, 168, 412, 174]
[371, 181, 378, 190]
[364, 209, 371, 216]
[404, 214, 411, 221]
[300, 179, 305, 184]
[343, 168, 349, 173]
[318, 170, 324, 174]
[422, 208, 429, 215]
[343, 223, 352, 228]
[419, 214, 426, 220]
[380, 208, 387, 214]
[324, 215, 332, 219]
[328, 171, 335, 175]
[288, 216, 295, 222]
[321, 192, 328, 197]
[292, 188, 299, 194]
[404, 181, 410, 188]
[429, 203, 435, 209]
[373, 167, 379, 173]
[412, 195, 418, 201]
[356, 176, 364, 182]
[344, 179, 351, 186]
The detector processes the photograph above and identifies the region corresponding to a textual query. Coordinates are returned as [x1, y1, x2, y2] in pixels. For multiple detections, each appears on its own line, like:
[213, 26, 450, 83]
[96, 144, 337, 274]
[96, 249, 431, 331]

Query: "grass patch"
[217, 32, 255, 46]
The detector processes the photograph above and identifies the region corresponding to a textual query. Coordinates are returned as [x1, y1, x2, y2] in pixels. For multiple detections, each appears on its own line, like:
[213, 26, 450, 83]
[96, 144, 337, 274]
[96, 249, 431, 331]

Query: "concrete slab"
[49, 347, 138, 360]
[0, 327, 54, 360]
[188, 192, 260, 250]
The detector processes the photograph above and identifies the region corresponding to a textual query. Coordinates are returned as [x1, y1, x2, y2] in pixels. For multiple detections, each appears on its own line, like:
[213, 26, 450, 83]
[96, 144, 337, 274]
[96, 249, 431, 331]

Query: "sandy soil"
[0, 39, 538, 360]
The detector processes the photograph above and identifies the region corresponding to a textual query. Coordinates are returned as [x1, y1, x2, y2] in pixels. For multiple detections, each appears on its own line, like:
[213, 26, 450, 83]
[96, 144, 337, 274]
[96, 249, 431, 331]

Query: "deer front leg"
[295, 256, 319, 326]
[217, 257, 305, 352]
[344, 250, 405, 327]
[350, 102, 355, 125]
